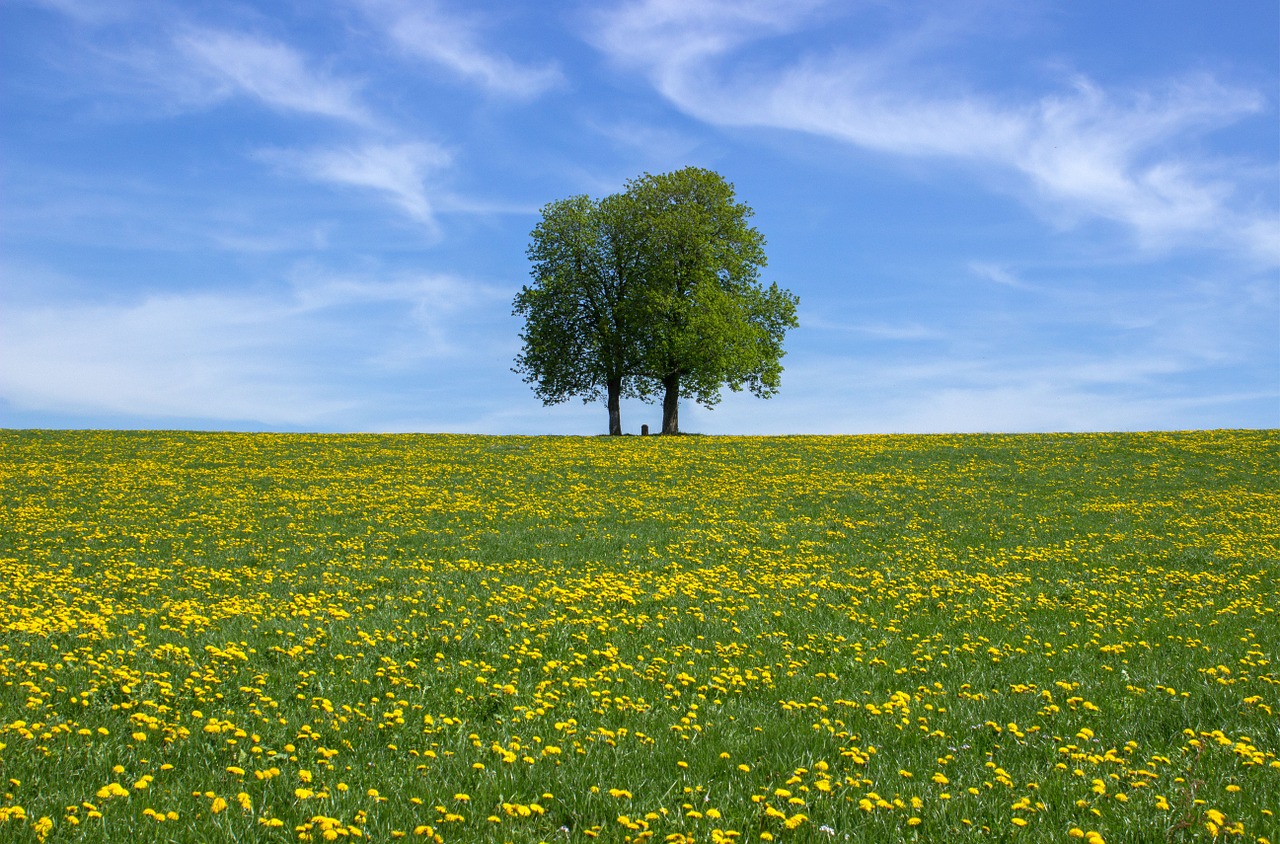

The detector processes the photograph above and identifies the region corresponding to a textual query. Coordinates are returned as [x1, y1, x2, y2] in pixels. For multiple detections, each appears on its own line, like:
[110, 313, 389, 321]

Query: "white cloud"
[21, 0, 135, 25]
[679, 265, 1279, 434]
[591, 0, 821, 69]
[361, 0, 563, 98]
[1, 291, 343, 425]
[804, 316, 942, 341]
[258, 142, 452, 229]
[175, 27, 373, 124]
[683, 350, 1277, 435]
[290, 269, 505, 362]
[590, 0, 1277, 262]
[585, 119, 706, 173]
[968, 262, 1032, 289]
[0, 270, 504, 427]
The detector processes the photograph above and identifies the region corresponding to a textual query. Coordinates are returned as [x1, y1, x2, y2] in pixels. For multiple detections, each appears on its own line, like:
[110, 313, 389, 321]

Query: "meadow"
[0, 429, 1276, 843]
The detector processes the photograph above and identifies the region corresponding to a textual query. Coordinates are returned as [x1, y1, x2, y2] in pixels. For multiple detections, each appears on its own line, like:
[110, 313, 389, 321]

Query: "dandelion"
[1, 430, 1273, 841]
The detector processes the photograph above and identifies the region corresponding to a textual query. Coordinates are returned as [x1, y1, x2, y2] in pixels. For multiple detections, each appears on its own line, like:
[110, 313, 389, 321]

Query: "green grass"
[0, 430, 1276, 843]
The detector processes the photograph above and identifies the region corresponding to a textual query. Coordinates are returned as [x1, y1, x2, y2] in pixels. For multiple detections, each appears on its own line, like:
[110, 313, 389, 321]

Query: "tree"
[513, 193, 644, 435]
[514, 167, 798, 435]
[626, 167, 798, 434]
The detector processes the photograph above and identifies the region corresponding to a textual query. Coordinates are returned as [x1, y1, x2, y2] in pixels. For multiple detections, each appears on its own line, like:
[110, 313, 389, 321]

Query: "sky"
[1, 0, 1277, 435]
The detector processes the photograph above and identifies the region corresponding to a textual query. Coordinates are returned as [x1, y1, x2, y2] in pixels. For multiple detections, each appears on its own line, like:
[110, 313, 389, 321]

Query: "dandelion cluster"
[0, 430, 1276, 842]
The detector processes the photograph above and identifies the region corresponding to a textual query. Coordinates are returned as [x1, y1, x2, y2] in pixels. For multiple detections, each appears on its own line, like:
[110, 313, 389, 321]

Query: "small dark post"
[641, 424, 649, 436]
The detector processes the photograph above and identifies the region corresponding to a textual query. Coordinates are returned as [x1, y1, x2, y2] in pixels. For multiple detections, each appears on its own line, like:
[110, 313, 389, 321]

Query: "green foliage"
[513, 194, 643, 408]
[513, 167, 799, 433]
[625, 167, 798, 409]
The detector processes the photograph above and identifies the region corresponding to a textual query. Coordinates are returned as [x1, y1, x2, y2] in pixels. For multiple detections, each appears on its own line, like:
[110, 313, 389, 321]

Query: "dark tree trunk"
[661, 373, 679, 435]
[607, 376, 622, 436]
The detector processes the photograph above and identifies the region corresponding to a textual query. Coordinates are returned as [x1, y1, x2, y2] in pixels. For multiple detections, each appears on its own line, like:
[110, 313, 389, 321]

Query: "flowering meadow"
[0, 430, 1276, 843]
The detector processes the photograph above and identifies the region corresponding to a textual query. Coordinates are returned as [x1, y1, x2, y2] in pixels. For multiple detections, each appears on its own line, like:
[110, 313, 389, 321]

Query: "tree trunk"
[607, 377, 622, 436]
[661, 373, 679, 435]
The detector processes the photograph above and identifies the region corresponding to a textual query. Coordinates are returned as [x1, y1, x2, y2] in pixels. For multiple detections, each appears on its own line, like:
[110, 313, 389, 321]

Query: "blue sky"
[2, 0, 1276, 434]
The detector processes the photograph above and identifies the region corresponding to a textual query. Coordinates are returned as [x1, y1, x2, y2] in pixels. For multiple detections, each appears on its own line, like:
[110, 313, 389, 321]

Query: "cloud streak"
[689, 347, 1278, 435]
[175, 27, 374, 124]
[0, 270, 503, 427]
[259, 142, 453, 229]
[590, 0, 1277, 261]
[361, 0, 563, 98]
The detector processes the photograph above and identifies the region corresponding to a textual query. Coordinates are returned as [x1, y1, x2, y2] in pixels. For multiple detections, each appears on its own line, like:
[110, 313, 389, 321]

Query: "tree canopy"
[513, 192, 646, 436]
[513, 167, 798, 434]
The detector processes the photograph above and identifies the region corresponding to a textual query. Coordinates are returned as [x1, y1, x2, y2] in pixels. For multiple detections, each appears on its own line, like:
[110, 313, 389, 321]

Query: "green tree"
[514, 167, 798, 435]
[626, 167, 798, 434]
[513, 194, 644, 435]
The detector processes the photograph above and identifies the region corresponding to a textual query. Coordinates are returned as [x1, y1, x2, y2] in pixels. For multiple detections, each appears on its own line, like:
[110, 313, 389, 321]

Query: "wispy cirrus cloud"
[12, 5, 378, 127]
[694, 255, 1278, 435]
[803, 315, 942, 341]
[0, 267, 504, 427]
[589, 0, 1278, 262]
[696, 333, 1277, 434]
[968, 262, 1034, 290]
[165, 27, 473, 231]
[20, 0, 137, 25]
[359, 0, 563, 98]
[16, 13, 505, 239]
[258, 142, 452, 230]
[174, 27, 374, 124]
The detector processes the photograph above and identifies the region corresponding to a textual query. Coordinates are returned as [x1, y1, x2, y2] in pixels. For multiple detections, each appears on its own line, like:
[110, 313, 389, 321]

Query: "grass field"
[0, 430, 1276, 843]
